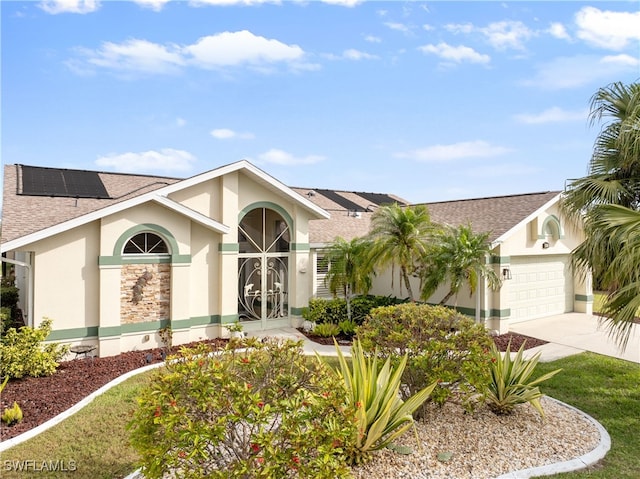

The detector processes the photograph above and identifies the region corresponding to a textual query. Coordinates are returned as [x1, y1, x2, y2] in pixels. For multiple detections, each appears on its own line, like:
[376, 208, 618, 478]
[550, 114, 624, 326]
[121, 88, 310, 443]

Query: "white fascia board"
[1, 189, 170, 253]
[1, 160, 327, 253]
[490, 192, 562, 249]
[159, 160, 329, 220]
[151, 196, 229, 234]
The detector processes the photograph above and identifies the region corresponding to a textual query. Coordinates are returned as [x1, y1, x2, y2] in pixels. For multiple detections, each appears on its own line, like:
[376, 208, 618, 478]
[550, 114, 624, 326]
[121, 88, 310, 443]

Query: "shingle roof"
[290, 187, 409, 244]
[421, 191, 562, 242]
[1, 164, 559, 248]
[1, 164, 180, 244]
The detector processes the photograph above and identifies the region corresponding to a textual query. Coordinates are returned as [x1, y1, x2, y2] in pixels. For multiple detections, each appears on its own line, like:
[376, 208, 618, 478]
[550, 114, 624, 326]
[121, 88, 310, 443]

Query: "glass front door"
[238, 208, 290, 327]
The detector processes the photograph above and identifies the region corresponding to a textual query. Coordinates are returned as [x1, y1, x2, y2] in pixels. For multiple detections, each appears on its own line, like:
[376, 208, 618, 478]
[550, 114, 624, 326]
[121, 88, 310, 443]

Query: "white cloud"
[210, 128, 254, 139]
[384, 22, 410, 34]
[395, 141, 512, 162]
[95, 148, 196, 173]
[364, 35, 381, 43]
[514, 107, 587, 124]
[319, 0, 362, 6]
[444, 22, 474, 35]
[132, 0, 171, 11]
[39, 0, 99, 14]
[189, 0, 279, 5]
[419, 42, 490, 65]
[523, 54, 640, 89]
[82, 39, 185, 74]
[183, 30, 304, 68]
[328, 49, 378, 61]
[176, 117, 187, 127]
[547, 22, 570, 41]
[258, 149, 325, 166]
[69, 30, 309, 76]
[575, 6, 640, 50]
[479, 21, 534, 50]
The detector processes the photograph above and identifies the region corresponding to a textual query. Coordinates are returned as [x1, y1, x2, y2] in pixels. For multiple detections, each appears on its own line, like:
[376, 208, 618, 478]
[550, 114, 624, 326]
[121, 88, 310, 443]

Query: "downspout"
[475, 273, 481, 324]
[1, 255, 34, 327]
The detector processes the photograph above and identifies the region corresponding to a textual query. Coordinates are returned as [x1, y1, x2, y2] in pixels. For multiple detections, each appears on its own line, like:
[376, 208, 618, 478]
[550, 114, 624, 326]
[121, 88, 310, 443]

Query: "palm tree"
[419, 224, 501, 306]
[588, 205, 640, 350]
[322, 236, 373, 321]
[563, 81, 640, 286]
[562, 80, 640, 348]
[367, 203, 435, 301]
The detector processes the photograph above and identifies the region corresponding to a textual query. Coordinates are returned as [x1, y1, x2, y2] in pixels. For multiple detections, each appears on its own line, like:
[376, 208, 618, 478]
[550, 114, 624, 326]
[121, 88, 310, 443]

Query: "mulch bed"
[0, 332, 548, 443]
[298, 329, 548, 352]
[0, 339, 227, 442]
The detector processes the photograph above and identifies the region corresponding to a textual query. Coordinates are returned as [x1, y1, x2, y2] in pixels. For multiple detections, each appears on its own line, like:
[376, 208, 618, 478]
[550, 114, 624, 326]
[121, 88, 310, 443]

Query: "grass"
[532, 353, 640, 479]
[1, 353, 638, 479]
[1, 371, 153, 479]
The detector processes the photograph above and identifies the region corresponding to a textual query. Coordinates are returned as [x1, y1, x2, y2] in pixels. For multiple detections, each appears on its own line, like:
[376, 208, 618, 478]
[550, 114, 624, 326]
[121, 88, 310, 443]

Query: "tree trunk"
[439, 289, 455, 305]
[401, 267, 415, 301]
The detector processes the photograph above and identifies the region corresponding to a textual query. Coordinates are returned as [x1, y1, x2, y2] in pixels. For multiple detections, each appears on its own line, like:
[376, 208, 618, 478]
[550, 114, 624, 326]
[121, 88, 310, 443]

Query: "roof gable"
[1, 161, 328, 252]
[423, 191, 562, 243]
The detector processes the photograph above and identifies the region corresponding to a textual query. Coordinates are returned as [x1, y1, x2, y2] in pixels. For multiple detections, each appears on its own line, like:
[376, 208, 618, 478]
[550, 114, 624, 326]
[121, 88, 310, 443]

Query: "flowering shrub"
[358, 303, 494, 416]
[128, 338, 356, 478]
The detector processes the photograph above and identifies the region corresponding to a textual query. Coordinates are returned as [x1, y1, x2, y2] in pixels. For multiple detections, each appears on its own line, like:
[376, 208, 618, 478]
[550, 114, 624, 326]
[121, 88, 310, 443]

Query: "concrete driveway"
[510, 313, 640, 364]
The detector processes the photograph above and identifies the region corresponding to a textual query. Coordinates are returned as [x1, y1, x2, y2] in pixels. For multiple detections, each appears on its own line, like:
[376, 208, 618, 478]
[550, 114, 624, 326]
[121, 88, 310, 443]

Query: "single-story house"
[1, 161, 591, 356]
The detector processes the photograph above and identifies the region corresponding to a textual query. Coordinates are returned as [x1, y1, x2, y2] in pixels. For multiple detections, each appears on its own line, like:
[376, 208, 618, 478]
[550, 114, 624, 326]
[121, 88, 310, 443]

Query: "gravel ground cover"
[351, 397, 600, 479]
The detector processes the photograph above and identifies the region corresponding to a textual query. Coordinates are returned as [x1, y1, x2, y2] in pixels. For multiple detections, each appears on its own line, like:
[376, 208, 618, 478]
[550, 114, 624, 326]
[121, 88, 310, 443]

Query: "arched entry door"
[238, 208, 289, 328]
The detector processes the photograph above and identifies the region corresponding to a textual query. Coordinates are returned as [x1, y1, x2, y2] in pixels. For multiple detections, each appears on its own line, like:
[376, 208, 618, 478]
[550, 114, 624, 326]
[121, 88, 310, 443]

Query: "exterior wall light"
[542, 241, 550, 249]
[502, 267, 512, 280]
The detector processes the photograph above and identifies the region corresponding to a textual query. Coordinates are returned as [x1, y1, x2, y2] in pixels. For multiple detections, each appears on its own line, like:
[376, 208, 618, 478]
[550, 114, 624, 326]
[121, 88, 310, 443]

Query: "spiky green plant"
[486, 341, 561, 417]
[329, 339, 437, 465]
[1, 401, 23, 425]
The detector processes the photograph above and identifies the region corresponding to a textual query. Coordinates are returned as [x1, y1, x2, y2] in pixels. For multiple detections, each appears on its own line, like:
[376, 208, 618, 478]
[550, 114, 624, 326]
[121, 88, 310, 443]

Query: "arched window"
[123, 232, 169, 255]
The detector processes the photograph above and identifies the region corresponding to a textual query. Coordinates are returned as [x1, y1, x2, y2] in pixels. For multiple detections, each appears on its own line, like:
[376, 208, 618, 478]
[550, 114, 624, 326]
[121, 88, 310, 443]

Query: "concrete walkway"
[511, 313, 640, 364]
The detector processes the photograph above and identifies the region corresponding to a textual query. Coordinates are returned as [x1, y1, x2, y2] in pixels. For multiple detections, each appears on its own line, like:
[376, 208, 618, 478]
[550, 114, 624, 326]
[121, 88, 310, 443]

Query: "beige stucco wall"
[28, 221, 101, 332]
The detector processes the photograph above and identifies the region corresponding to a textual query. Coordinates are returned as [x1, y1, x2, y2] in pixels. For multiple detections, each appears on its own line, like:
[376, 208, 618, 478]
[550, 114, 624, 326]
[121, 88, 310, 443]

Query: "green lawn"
[1, 353, 638, 479]
[532, 353, 640, 479]
[1, 372, 152, 479]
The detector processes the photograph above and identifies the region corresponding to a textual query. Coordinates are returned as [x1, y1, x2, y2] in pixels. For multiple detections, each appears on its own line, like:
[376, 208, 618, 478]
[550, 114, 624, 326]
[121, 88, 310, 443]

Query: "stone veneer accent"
[120, 263, 170, 324]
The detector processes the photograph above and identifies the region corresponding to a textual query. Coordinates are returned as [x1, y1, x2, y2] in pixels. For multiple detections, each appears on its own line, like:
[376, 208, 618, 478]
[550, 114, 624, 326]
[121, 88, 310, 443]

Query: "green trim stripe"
[575, 294, 594, 302]
[99, 254, 191, 266]
[219, 243, 240, 253]
[290, 307, 305, 316]
[46, 317, 225, 341]
[290, 243, 310, 252]
[489, 256, 510, 265]
[46, 326, 99, 341]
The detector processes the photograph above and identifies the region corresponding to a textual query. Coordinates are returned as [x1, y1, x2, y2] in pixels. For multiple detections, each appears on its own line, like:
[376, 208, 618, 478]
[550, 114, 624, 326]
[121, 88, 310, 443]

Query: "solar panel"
[315, 189, 366, 212]
[20, 165, 111, 199]
[357, 192, 405, 207]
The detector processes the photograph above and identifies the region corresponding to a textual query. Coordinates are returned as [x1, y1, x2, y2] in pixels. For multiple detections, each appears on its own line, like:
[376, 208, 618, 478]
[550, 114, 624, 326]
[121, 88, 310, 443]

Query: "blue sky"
[2, 1, 639, 204]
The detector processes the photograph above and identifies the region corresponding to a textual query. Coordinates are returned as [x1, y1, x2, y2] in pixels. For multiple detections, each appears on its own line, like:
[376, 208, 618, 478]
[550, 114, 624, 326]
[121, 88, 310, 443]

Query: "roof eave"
[490, 192, 562, 249]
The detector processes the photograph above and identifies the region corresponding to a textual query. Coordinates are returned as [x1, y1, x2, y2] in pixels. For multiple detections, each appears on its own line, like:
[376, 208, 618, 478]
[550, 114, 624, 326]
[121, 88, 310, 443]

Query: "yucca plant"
[486, 341, 561, 417]
[328, 339, 437, 465]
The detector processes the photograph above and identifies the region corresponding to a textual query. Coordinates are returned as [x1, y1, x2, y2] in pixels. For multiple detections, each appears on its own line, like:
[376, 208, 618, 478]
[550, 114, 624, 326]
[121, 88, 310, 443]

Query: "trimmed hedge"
[302, 295, 408, 325]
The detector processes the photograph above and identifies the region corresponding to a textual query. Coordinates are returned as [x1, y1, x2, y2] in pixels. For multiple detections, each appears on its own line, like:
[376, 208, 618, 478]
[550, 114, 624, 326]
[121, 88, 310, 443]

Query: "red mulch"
[298, 329, 548, 352]
[0, 339, 227, 442]
[0, 332, 547, 443]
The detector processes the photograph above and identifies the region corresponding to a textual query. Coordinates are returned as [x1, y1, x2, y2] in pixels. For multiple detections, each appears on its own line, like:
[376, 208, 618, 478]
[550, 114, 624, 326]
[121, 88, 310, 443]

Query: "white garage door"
[509, 255, 573, 323]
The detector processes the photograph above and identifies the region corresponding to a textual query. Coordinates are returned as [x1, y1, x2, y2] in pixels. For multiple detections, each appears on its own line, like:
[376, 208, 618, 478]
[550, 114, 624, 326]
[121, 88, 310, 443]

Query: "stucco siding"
[30, 221, 101, 332]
